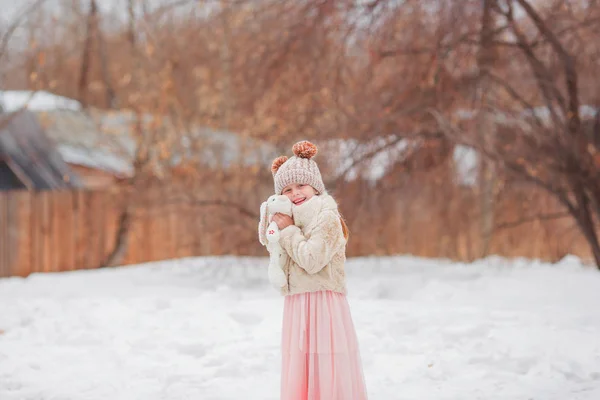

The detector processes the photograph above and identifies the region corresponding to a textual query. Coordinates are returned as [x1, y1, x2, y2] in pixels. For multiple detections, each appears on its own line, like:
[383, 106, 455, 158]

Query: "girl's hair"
[340, 215, 350, 241]
[315, 189, 349, 240]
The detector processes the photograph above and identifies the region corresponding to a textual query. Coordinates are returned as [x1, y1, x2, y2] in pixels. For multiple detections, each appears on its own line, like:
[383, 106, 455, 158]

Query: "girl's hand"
[272, 213, 294, 230]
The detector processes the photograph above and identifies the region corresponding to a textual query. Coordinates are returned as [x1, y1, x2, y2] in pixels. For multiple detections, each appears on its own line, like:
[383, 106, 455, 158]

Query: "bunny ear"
[258, 201, 269, 246]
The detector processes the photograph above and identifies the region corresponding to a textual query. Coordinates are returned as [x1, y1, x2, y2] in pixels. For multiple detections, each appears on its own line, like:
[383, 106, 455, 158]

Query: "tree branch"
[495, 211, 570, 231]
[505, 5, 566, 129]
[427, 107, 575, 210]
[0, 0, 48, 63]
[487, 73, 545, 130]
[331, 130, 443, 184]
[514, 0, 581, 139]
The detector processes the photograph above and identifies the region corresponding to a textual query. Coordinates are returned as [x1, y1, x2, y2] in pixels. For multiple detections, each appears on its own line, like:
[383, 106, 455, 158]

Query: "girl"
[258, 140, 369, 400]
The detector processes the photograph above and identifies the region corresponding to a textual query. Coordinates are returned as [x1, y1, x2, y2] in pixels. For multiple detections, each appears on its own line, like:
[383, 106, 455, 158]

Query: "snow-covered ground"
[1, 255, 600, 400]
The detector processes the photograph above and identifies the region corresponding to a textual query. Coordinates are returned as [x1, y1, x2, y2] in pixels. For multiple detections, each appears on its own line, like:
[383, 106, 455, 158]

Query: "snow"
[453, 145, 478, 186]
[323, 136, 480, 186]
[0, 91, 82, 113]
[1, 255, 600, 399]
[56, 143, 134, 177]
[322, 136, 410, 182]
[522, 105, 598, 121]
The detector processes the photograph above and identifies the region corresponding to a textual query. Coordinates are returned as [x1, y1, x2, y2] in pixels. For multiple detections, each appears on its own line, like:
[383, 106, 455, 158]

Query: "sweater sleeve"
[278, 210, 345, 275]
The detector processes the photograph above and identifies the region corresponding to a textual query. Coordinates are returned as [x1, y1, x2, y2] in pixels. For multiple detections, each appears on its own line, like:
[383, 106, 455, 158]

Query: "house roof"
[36, 110, 135, 177]
[36, 109, 277, 176]
[0, 90, 82, 113]
[0, 91, 277, 177]
[0, 110, 83, 190]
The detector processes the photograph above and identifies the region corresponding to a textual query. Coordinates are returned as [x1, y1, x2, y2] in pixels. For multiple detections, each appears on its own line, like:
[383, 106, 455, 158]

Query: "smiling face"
[281, 183, 318, 206]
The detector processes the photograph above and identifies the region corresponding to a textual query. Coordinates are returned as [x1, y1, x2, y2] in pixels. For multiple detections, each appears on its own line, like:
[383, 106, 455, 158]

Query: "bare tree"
[431, 0, 600, 266]
[8, 0, 600, 265]
[476, 0, 500, 256]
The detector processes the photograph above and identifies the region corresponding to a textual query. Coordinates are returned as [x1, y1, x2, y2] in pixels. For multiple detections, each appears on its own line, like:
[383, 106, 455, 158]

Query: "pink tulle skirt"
[281, 290, 368, 400]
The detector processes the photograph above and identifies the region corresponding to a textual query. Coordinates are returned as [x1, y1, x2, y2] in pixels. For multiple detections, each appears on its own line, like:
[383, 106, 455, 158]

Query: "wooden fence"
[0, 188, 257, 278]
[338, 178, 592, 263]
[0, 184, 594, 278]
[2, 189, 114, 277]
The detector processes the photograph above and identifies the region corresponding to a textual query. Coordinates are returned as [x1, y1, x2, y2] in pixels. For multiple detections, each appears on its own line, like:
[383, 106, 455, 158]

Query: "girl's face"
[282, 183, 318, 206]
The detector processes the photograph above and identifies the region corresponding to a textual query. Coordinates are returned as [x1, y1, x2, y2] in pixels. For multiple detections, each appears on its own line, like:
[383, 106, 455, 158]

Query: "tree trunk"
[127, 0, 136, 48]
[220, 0, 233, 132]
[102, 204, 132, 267]
[573, 186, 600, 268]
[78, 0, 98, 108]
[476, 0, 498, 257]
[95, 16, 116, 108]
[575, 211, 600, 268]
[99, 0, 140, 268]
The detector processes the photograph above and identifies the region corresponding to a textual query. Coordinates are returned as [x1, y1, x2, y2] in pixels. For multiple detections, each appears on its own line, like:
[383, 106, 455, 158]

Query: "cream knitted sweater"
[277, 193, 348, 296]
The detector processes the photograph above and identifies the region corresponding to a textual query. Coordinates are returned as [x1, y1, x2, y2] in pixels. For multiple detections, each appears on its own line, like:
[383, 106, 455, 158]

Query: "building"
[0, 110, 83, 190]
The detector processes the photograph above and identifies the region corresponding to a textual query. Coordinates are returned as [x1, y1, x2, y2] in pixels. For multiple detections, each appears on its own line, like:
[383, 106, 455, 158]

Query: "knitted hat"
[271, 140, 326, 195]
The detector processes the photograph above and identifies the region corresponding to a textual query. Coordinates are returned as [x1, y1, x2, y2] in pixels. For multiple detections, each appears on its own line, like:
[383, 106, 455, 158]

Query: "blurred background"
[1, 0, 599, 277]
[2, 2, 600, 399]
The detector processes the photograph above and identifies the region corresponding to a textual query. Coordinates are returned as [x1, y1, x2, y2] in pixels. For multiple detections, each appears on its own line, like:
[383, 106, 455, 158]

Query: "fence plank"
[49, 191, 62, 272]
[96, 191, 107, 268]
[124, 204, 138, 266]
[84, 190, 97, 269]
[85, 190, 100, 269]
[28, 192, 36, 274]
[40, 191, 52, 273]
[168, 204, 177, 259]
[67, 190, 78, 270]
[105, 189, 123, 266]
[0, 192, 7, 277]
[149, 207, 159, 262]
[6, 192, 18, 276]
[52, 191, 68, 271]
[177, 205, 189, 258]
[11, 191, 31, 277]
[61, 191, 74, 271]
[144, 204, 154, 263]
[30, 191, 41, 274]
[74, 190, 88, 269]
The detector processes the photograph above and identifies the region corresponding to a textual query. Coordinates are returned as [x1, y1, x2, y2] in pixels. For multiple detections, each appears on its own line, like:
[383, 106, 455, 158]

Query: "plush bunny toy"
[258, 194, 293, 289]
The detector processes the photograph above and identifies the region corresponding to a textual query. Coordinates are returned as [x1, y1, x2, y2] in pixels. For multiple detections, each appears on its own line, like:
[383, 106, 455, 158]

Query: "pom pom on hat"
[292, 140, 318, 159]
[271, 156, 288, 175]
